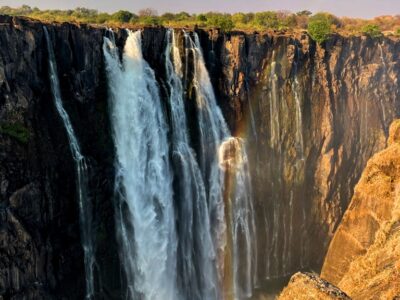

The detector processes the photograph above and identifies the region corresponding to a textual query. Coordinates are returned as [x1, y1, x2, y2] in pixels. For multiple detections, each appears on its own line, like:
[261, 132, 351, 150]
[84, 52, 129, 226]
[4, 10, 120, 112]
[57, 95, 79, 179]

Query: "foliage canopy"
[308, 13, 334, 43]
[1, 5, 400, 37]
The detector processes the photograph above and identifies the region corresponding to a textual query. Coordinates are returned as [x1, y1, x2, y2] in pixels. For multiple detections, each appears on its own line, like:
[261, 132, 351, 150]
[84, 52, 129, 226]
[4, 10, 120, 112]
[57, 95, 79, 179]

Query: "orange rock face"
[278, 272, 350, 300]
[321, 119, 400, 299]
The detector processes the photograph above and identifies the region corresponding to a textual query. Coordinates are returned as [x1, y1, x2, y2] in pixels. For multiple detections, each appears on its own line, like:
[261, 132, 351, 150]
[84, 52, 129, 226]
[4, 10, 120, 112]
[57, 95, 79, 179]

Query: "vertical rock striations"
[201, 30, 400, 277]
[0, 16, 117, 299]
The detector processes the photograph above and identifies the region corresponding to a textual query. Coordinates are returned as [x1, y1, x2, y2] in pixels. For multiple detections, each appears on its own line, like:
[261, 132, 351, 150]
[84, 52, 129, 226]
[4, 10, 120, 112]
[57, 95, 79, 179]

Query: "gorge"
[1, 15, 400, 299]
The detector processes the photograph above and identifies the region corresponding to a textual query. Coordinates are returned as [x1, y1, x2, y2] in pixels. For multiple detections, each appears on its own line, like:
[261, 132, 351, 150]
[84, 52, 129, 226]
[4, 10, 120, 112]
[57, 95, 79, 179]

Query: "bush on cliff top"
[362, 24, 383, 38]
[1, 5, 400, 36]
[308, 13, 334, 43]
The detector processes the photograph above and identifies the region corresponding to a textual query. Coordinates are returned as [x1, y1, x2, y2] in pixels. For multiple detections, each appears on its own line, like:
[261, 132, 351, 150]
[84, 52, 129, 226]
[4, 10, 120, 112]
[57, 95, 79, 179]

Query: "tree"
[111, 10, 134, 23]
[253, 11, 279, 29]
[308, 13, 333, 43]
[362, 24, 382, 38]
[96, 13, 111, 24]
[232, 12, 247, 24]
[196, 14, 207, 22]
[175, 11, 190, 21]
[206, 13, 234, 32]
[161, 12, 175, 21]
[138, 8, 157, 17]
[142, 16, 160, 26]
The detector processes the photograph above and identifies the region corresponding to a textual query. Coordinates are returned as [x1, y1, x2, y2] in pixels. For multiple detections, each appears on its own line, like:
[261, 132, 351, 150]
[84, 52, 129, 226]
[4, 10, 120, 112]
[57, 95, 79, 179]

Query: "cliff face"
[204, 29, 400, 278]
[1, 16, 400, 298]
[0, 16, 116, 299]
[321, 119, 400, 299]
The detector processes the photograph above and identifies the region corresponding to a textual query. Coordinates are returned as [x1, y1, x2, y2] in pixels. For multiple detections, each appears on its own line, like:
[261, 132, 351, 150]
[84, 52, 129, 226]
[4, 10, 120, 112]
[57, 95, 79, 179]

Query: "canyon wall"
[203, 29, 400, 279]
[320, 119, 400, 299]
[1, 16, 400, 298]
[278, 120, 400, 300]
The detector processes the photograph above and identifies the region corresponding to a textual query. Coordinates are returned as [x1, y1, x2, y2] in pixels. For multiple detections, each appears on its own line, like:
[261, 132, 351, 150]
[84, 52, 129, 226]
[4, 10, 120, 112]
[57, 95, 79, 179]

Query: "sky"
[1, 0, 400, 19]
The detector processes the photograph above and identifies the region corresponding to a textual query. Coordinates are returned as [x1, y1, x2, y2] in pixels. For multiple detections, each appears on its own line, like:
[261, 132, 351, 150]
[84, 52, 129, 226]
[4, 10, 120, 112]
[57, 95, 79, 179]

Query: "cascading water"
[44, 27, 95, 299]
[292, 46, 304, 161]
[164, 29, 218, 300]
[378, 42, 387, 126]
[103, 28, 257, 300]
[291, 45, 307, 269]
[268, 57, 282, 277]
[185, 32, 257, 299]
[103, 30, 178, 300]
[184, 31, 229, 276]
[219, 137, 258, 298]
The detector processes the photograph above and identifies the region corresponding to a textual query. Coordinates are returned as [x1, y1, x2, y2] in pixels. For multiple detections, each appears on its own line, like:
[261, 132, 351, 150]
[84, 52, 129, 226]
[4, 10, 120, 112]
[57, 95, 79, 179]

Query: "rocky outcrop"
[1, 15, 400, 298]
[321, 120, 400, 299]
[278, 272, 350, 300]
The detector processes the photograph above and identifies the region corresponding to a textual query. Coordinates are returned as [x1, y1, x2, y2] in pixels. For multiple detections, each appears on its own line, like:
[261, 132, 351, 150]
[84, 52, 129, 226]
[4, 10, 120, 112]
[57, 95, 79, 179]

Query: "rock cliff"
[278, 272, 350, 300]
[279, 120, 400, 299]
[202, 28, 400, 279]
[1, 15, 400, 298]
[320, 119, 400, 299]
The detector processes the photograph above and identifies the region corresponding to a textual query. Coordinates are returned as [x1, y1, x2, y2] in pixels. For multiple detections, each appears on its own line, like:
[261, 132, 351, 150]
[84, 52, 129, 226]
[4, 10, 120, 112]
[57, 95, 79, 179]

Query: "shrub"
[96, 13, 110, 24]
[161, 12, 175, 22]
[254, 11, 279, 29]
[141, 16, 160, 26]
[196, 14, 207, 22]
[206, 13, 234, 32]
[362, 24, 382, 38]
[0, 122, 30, 144]
[111, 10, 134, 23]
[308, 13, 333, 43]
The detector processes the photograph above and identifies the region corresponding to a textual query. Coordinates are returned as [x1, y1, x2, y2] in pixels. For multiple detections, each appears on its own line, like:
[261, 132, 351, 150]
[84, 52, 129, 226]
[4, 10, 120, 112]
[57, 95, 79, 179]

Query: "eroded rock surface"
[278, 272, 350, 300]
[321, 120, 400, 299]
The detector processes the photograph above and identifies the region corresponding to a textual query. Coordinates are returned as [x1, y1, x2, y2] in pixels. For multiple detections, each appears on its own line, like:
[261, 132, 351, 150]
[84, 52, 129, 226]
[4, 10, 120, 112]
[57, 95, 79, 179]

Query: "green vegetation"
[307, 13, 334, 43]
[0, 122, 30, 144]
[1, 5, 400, 37]
[362, 24, 382, 38]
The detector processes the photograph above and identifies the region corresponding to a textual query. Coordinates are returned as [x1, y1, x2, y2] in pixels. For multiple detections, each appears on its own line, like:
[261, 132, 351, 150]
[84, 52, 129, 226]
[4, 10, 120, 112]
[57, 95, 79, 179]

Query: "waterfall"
[378, 42, 387, 126]
[164, 29, 218, 300]
[219, 137, 258, 298]
[184, 31, 229, 275]
[185, 32, 257, 299]
[103, 30, 178, 300]
[269, 59, 281, 153]
[44, 27, 95, 299]
[292, 44, 307, 270]
[268, 57, 281, 277]
[292, 46, 304, 161]
[103, 28, 257, 300]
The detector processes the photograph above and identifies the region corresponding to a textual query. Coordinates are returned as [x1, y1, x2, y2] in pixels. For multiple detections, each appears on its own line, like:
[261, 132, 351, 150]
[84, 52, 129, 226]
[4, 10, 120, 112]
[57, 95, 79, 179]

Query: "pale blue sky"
[1, 0, 399, 18]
